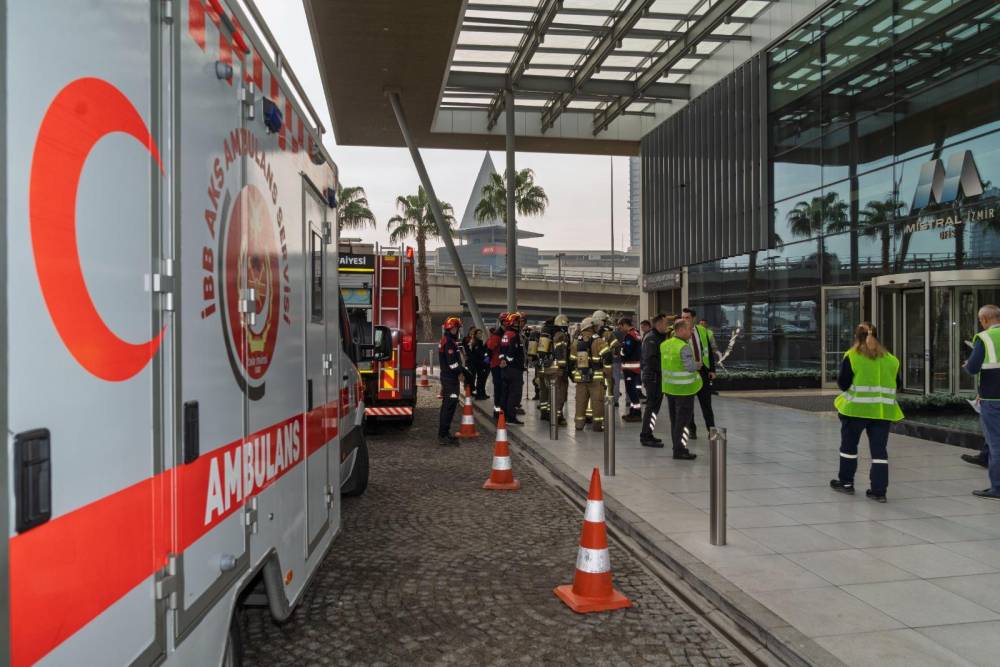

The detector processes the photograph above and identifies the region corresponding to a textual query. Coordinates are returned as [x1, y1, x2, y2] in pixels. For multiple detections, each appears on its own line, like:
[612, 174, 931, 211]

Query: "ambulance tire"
[223, 610, 244, 667]
[341, 439, 369, 497]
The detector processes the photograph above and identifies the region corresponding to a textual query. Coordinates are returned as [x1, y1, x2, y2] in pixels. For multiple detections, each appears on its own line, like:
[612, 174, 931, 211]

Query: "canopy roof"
[304, 0, 770, 155]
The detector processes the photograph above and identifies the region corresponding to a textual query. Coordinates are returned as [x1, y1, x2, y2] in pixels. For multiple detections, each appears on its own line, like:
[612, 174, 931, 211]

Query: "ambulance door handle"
[307, 379, 313, 412]
[14, 429, 51, 533]
[183, 401, 200, 464]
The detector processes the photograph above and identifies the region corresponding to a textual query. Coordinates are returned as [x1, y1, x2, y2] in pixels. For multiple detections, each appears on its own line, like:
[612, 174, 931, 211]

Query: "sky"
[255, 0, 634, 252]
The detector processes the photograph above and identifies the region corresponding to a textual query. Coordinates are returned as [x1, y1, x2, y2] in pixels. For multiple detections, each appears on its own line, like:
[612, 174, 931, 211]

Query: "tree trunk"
[416, 232, 432, 341]
[881, 230, 891, 273]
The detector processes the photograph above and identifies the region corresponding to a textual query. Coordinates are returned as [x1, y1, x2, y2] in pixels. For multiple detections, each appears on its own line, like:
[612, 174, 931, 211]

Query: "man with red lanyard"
[486, 313, 507, 422]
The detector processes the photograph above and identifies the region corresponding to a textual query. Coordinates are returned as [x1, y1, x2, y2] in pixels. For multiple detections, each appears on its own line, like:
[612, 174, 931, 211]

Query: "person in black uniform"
[639, 314, 668, 447]
[618, 317, 643, 422]
[438, 316, 466, 446]
[466, 327, 491, 400]
[499, 312, 526, 424]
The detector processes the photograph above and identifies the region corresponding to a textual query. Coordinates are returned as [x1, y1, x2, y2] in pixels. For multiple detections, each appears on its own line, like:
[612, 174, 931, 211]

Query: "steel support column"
[504, 88, 517, 312]
[386, 91, 485, 332]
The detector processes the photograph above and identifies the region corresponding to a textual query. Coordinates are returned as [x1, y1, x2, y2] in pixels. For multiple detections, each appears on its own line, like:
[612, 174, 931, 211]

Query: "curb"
[472, 403, 846, 667]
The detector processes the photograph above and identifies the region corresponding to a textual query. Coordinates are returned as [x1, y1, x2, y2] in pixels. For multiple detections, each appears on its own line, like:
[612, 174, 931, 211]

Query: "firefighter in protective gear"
[487, 313, 507, 420]
[571, 317, 612, 432]
[438, 316, 466, 446]
[527, 325, 542, 401]
[592, 310, 610, 332]
[618, 317, 643, 421]
[547, 314, 571, 425]
[534, 319, 555, 419]
[499, 312, 526, 424]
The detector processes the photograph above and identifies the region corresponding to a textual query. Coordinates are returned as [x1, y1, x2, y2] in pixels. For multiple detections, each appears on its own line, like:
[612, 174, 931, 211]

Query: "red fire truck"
[339, 243, 418, 424]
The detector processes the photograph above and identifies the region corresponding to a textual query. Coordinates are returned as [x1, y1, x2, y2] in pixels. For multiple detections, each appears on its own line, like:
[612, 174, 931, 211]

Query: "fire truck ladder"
[376, 243, 404, 399]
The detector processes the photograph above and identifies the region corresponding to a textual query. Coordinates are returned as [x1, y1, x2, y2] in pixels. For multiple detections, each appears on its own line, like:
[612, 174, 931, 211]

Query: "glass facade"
[686, 0, 1000, 379]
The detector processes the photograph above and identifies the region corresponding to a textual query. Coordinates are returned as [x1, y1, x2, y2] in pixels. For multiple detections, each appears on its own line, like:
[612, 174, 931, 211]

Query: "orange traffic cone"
[456, 384, 480, 438]
[483, 412, 520, 490]
[418, 365, 430, 388]
[554, 468, 632, 613]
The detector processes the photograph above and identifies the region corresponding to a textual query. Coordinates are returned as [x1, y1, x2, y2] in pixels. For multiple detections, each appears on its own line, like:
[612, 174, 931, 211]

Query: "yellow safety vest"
[834, 350, 904, 422]
[695, 324, 712, 369]
[660, 337, 702, 396]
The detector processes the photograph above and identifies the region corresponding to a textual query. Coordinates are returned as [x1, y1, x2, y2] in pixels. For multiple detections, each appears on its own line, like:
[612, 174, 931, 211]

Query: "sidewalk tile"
[815, 629, 975, 667]
[842, 580, 999, 627]
[930, 573, 1000, 614]
[811, 521, 928, 548]
[713, 554, 829, 593]
[741, 525, 851, 553]
[789, 549, 917, 585]
[917, 621, 1000, 666]
[865, 543, 997, 578]
[754, 586, 903, 637]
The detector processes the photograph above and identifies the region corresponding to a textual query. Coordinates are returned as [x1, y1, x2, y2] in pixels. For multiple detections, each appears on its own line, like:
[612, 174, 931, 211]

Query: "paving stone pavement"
[241, 392, 745, 666]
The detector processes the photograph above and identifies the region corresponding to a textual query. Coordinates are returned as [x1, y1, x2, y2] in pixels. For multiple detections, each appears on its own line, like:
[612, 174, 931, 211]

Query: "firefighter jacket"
[526, 328, 541, 363]
[620, 327, 642, 374]
[499, 326, 526, 371]
[439, 331, 465, 380]
[570, 327, 612, 383]
[640, 329, 666, 386]
[486, 330, 502, 369]
[550, 329, 570, 377]
[536, 322, 556, 369]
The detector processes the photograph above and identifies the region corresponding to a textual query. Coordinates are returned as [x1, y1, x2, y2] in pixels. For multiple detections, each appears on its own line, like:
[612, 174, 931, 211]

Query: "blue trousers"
[838, 415, 890, 495]
[980, 400, 1000, 492]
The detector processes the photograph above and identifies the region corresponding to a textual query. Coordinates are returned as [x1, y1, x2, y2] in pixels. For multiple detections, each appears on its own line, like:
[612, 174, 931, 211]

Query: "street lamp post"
[557, 252, 564, 315]
[610, 156, 615, 281]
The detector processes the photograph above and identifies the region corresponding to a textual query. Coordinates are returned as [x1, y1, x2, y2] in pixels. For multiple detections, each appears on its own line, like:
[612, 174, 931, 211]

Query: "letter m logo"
[911, 150, 984, 212]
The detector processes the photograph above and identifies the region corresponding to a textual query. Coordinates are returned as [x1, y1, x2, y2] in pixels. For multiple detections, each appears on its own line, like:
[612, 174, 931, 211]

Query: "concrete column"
[386, 91, 485, 332]
[504, 89, 517, 312]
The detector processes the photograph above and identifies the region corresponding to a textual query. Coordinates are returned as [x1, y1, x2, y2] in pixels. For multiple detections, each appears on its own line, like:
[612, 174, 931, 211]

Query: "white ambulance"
[2, 1, 386, 664]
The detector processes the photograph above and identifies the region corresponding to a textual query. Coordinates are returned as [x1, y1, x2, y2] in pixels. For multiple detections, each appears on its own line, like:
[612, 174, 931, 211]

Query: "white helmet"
[592, 310, 609, 325]
[553, 314, 569, 327]
[580, 317, 594, 331]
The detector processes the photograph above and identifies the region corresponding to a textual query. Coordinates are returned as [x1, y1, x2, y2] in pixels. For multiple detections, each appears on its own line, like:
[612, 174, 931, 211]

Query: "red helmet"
[504, 312, 522, 327]
[443, 316, 462, 330]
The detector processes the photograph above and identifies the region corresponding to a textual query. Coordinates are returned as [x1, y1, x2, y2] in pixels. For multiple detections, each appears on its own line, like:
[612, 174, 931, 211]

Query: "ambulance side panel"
[6, 2, 164, 665]
[0, 1, 10, 664]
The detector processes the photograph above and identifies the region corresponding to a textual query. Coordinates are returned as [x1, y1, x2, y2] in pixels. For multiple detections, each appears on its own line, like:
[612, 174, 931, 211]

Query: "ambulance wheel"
[341, 439, 369, 497]
[223, 610, 244, 667]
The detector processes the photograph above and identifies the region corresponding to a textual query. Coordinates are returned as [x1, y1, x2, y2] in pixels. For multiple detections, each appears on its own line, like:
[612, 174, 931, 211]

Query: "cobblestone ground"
[241, 391, 744, 666]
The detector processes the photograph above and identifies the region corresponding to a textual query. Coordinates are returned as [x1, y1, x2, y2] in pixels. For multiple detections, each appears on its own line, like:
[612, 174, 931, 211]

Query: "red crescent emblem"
[29, 77, 165, 382]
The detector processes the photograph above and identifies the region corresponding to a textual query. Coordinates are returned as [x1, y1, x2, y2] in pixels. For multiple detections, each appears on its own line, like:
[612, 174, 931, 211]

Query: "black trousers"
[640, 380, 663, 442]
[491, 367, 503, 413]
[624, 372, 642, 415]
[475, 366, 490, 398]
[688, 367, 716, 434]
[667, 394, 695, 454]
[438, 374, 460, 438]
[838, 414, 890, 495]
[501, 367, 523, 420]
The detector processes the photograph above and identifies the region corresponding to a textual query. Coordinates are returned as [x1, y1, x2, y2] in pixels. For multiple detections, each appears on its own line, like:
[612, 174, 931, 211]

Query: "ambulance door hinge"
[322, 221, 333, 245]
[239, 288, 257, 326]
[242, 82, 256, 121]
[325, 483, 336, 508]
[161, 0, 174, 24]
[322, 353, 334, 377]
[245, 497, 259, 534]
[155, 554, 180, 609]
[152, 259, 175, 312]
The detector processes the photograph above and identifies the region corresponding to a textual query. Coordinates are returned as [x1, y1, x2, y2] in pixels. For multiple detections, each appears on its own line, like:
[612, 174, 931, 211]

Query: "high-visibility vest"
[975, 327, 1000, 373]
[834, 350, 904, 422]
[660, 337, 703, 396]
[695, 324, 712, 369]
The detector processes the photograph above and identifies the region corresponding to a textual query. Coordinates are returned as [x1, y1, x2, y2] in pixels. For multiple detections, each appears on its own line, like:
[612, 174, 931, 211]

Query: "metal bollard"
[548, 374, 559, 441]
[603, 394, 616, 476]
[428, 349, 434, 376]
[709, 427, 727, 546]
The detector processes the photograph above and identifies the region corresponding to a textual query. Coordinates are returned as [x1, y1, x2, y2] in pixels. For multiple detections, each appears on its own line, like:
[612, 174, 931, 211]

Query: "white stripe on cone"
[584, 500, 605, 523]
[492, 456, 512, 471]
[496, 429, 507, 442]
[575, 546, 611, 574]
[462, 414, 475, 424]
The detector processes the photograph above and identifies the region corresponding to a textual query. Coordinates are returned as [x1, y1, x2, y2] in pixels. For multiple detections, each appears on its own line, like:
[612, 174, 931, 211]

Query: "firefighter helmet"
[580, 317, 594, 331]
[592, 310, 609, 325]
[554, 314, 569, 327]
[504, 312, 522, 327]
[443, 316, 462, 330]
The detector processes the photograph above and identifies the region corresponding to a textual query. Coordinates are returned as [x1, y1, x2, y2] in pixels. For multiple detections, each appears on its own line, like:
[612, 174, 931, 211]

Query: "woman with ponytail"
[830, 322, 903, 502]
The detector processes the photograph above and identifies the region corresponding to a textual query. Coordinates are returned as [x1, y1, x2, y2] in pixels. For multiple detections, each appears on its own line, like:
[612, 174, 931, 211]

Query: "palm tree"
[387, 186, 456, 340]
[474, 168, 549, 226]
[336, 184, 376, 232]
[859, 196, 905, 273]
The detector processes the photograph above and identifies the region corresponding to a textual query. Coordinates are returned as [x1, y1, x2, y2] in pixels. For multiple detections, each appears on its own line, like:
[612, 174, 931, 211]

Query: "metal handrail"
[424, 264, 639, 287]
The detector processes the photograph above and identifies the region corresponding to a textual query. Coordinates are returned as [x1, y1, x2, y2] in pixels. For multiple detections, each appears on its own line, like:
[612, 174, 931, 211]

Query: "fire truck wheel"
[341, 438, 369, 497]
[223, 610, 244, 667]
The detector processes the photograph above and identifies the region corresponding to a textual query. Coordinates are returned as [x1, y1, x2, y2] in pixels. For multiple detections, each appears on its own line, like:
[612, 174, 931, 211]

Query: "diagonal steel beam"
[485, 0, 562, 130]
[592, 0, 745, 134]
[539, 0, 655, 132]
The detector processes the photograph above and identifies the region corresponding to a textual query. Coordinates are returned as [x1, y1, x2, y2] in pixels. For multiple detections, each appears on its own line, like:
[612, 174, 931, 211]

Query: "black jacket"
[640, 329, 666, 385]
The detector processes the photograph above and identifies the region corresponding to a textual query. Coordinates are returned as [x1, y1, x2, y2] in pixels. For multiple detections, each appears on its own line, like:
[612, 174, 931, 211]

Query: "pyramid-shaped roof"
[457, 153, 543, 240]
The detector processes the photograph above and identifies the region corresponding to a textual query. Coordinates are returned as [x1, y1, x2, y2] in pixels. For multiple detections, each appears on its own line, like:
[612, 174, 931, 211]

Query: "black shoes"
[687, 429, 698, 440]
[830, 480, 855, 495]
[962, 454, 989, 469]
[972, 488, 1000, 500]
[673, 450, 697, 460]
[641, 440, 664, 448]
[507, 419, 525, 425]
[621, 414, 642, 423]
[866, 489, 887, 503]
[558, 416, 567, 426]
[438, 436, 459, 447]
